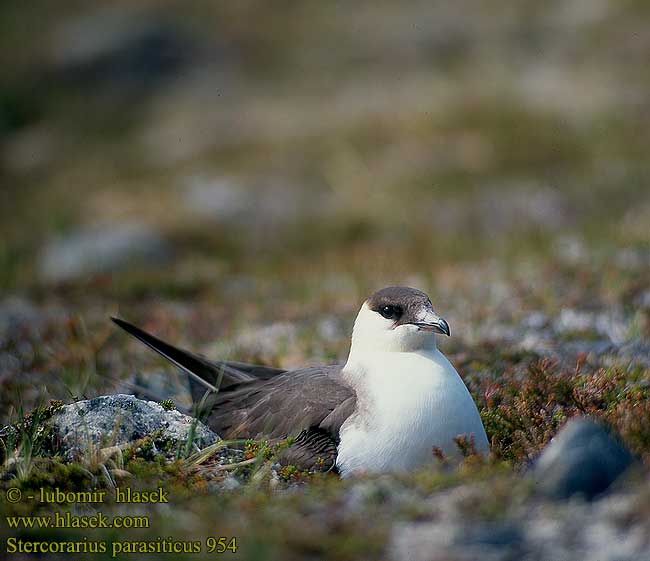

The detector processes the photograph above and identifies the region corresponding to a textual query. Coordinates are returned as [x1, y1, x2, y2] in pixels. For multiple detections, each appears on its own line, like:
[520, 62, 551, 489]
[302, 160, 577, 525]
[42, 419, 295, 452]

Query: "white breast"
[336, 349, 488, 476]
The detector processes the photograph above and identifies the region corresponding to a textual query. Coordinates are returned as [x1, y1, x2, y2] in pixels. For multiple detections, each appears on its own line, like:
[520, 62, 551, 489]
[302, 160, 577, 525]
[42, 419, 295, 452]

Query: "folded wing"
[112, 317, 356, 471]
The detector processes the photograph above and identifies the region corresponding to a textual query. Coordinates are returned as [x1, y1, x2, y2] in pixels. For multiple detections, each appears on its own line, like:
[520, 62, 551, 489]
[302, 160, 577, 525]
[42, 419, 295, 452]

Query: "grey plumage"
[204, 365, 355, 470]
[111, 317, 355, 471]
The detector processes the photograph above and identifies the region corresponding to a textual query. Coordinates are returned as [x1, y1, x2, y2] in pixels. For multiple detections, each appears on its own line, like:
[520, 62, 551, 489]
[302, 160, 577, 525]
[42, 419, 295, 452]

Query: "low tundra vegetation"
[2, 1, 650, 557]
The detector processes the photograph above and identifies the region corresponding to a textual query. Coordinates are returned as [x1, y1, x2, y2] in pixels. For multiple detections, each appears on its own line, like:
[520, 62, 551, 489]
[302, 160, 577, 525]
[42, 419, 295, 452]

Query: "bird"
[112, 286, 489, 476]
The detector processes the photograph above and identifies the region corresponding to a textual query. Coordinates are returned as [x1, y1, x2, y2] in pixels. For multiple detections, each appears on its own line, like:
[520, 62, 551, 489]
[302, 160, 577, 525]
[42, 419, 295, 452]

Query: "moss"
[277, 464, 311, 483]
[159, 399, 176, 411]
[477, 359, 650, 462]
[0, 399, 67, 467]
[244, 439, 277, 461]
[11, 459, 96, 494]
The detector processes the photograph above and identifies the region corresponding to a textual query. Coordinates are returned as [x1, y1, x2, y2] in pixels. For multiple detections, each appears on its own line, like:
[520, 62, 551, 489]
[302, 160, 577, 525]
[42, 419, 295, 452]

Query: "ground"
[1, 1, 649, 559]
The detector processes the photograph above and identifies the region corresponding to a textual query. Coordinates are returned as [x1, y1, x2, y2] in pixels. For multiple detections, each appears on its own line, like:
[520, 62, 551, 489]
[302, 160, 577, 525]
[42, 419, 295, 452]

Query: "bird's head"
[350, 286, 450, 353]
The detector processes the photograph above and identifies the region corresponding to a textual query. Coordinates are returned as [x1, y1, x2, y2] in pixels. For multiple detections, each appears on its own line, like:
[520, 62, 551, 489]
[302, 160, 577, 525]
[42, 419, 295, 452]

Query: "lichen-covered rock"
[49, 394, 218, 461]
[533, 417, 636, 500]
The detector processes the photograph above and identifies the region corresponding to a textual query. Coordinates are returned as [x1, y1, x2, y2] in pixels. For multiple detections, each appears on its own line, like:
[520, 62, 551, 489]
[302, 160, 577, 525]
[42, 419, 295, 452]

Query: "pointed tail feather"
[111, 318, 288, 401]
[111, 317, 222, 393]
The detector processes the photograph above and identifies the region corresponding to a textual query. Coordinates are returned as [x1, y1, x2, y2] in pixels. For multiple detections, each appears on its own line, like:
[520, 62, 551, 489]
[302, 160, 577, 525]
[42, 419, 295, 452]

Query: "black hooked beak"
[412, 316, 451, 336]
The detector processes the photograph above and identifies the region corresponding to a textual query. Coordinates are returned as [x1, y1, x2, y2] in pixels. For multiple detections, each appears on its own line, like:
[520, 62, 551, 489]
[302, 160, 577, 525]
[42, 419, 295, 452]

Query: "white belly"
[336, 349, 488, 476]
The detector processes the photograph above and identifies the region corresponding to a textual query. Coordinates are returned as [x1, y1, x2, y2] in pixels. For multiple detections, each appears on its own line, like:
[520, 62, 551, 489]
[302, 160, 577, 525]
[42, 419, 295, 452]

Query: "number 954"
[206, 537, 237, 553]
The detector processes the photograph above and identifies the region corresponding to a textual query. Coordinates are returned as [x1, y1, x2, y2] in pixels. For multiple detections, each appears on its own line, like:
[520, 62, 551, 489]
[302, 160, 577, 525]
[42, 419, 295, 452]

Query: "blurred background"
[1, 0, 649, 416]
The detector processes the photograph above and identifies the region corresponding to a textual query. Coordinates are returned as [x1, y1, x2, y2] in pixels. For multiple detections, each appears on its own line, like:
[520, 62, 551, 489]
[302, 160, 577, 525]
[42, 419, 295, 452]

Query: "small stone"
[220, 475, 241, 491]
[49, 394, 218, 461]
[462, 522, 522, 547]
[50, 7, 192, 91]
[533, 417, 635, 500]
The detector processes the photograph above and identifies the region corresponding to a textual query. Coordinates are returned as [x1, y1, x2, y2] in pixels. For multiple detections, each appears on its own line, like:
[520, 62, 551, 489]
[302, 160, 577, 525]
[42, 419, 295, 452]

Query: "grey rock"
[462, 523, 522, 548]
[533, 417, 636, 500]
[49, 394, 218, 461]
[38, 223, 169, 283]
[219, 475, 242, 492]
[50, 7, 193, 92]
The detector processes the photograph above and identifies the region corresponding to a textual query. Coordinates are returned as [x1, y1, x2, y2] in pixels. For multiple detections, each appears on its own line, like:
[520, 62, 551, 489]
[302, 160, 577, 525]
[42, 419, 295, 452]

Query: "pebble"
[533, 417, 636, 500]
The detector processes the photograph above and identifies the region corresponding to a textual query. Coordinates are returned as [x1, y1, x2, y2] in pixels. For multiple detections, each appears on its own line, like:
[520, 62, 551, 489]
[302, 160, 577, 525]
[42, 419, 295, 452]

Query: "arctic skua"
[112, 286, 489, 476]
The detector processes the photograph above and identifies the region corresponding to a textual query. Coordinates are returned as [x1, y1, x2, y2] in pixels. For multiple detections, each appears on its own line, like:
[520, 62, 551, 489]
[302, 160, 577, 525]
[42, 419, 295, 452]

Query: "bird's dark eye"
[379, 305, 402, 320]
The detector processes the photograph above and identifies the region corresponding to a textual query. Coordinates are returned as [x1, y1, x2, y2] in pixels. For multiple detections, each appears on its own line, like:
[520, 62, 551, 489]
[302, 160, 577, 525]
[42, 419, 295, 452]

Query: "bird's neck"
[345, 340, 444, 367]
[342, 347, 451, 392]
[348, 334, 438, 355]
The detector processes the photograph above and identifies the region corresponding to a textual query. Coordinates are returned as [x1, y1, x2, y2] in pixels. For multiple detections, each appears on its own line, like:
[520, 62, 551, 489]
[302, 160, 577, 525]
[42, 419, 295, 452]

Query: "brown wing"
[281, 395, 357, 471]
[205, 365, 356, 471]
[205, 365, 350, 438]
